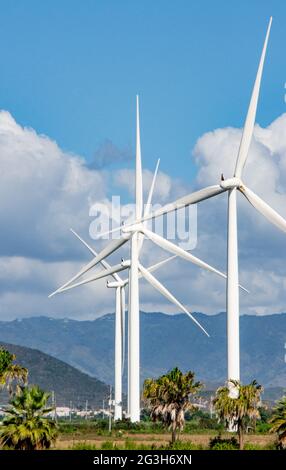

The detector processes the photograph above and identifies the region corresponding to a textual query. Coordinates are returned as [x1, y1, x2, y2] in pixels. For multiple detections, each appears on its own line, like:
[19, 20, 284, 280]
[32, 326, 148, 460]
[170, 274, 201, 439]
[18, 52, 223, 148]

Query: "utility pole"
[85, 400, 88, 420]
[69, 400, 72, 422]
[210, 395, 214, 419]
[52, 391, 57, 422]
[108, 386, 112, 433]
[102, 399, 105, 419]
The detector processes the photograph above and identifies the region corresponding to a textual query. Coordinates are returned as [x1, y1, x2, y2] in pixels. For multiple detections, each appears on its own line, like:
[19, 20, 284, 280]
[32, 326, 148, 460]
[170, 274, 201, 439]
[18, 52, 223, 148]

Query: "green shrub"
[166, 440, 204, 450]
[255, 422, 272, 433]
[209, 434, 239, 450]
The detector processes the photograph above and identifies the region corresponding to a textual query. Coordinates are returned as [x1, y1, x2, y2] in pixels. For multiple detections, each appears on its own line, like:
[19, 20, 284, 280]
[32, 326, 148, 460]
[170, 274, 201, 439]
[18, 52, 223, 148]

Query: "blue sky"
[0, 0, 284, 181]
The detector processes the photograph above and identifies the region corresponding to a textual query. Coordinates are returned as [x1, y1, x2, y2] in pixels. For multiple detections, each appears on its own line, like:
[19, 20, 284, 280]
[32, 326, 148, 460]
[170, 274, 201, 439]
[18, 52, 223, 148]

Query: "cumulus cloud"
[0, 110, 187, 319]
[191, 113, 286, 314]
[0, 111, 107, 261]
[1, 109, 286, 319]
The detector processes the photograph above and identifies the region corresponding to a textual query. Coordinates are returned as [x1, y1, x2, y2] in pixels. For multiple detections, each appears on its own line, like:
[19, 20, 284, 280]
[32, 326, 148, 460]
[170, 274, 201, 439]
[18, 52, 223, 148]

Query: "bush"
[166, 440, 204, 450]
[114, 419, 164, 433]
[255, 422, 272, 433]
[59, 420, 104, 435]
[209, 435, 239, 450]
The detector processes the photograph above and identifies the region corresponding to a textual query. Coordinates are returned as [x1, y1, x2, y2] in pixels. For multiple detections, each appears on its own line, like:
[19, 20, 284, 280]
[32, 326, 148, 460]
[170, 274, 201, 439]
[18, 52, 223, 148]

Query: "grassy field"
[55, 430, 276, 450]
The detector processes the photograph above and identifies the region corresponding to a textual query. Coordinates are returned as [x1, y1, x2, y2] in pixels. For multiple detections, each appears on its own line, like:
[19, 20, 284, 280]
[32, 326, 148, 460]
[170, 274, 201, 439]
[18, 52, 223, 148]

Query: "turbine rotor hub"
[220, 177, 242, 190]
[122, 223, 143, 234]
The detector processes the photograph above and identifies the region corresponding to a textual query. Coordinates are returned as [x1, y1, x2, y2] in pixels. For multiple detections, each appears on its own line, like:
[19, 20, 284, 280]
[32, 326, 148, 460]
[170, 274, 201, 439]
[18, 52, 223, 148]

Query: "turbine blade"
[141, 227, 226, 280]
[136, 95, 143, 219]
[49, 263, 128, 297]
[49, 236, 129, 297]
[122, 255, 177, 285]
[234, 18, 272, 178]
[70, 229, 122, 282]
[138, 158, 160, 254]
[240, 185, 286, 233]
[120, 287, 126, 375]
[146, 255, 177, 274]
[138, 263, 209, 336]
[140, 185, 225, 223]
[140, 227, 248, 293]
[93, 185, 225, 240]
[70, 228, 104, 260]
[144, 158, 160, 217]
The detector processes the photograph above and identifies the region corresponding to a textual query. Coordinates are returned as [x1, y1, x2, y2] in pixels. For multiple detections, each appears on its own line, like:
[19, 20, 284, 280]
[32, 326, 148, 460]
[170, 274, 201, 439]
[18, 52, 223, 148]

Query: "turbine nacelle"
[220, 177, 242, 190]
[122, 223, 143, 234]
[107, 260, 131, 287]
[121, 259, 131, 268]
[107, 280, 124, 288]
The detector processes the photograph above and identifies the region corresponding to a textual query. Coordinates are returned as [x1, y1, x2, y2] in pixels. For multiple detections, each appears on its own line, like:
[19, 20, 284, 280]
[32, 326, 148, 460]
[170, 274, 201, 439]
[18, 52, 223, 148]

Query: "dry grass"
[56, 432, 276, 450]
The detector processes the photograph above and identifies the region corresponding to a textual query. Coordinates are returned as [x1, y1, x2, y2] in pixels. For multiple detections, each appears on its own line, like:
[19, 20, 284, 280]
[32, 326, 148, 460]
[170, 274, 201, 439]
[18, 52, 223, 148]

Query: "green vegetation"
[209, 434, 239, 450]
[184, 409, 223, 432]
[0, 342, 108, 408]
[0, 385, 58, 450]
[0, 347, 58, 450]
[213, 380, 263, 450]
[269, 396, 286, 449]
[58, 415, 222, 437]
[0, 347, 283, 451]
[58, 418, 165, 436]
[70, 439, 204, 450]
[0, 347, 27, 393]
[70, 438, 276, 451]
[143, 367, 202, 444]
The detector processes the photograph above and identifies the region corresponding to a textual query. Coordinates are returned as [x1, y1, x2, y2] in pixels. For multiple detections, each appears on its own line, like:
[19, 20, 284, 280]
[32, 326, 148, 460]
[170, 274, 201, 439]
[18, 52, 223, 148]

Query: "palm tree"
[269, 396, 286, 449]
[0, 385, 58, 450]
[143, 367, 202, 444]
[213, 380, 263, 450]
[0, 347, 28, 394]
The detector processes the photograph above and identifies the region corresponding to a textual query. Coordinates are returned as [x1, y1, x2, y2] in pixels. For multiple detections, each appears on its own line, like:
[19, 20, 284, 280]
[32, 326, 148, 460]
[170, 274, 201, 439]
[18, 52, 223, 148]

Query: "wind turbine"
[116, 18, 280, 397]
[66, 158, 167, 421]
[50, 96, 234, 421]
[69, 229, 199, 419]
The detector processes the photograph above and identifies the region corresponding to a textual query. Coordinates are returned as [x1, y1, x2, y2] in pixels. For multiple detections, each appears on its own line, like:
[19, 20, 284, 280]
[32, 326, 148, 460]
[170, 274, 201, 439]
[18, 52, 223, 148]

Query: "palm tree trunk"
[238, 424, 244, 450]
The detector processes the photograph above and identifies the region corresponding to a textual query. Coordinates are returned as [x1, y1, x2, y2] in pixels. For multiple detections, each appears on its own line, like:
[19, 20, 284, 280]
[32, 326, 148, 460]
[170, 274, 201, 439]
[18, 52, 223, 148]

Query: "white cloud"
[190, 113, 286, 314]
[1, 110, 286, 319]
[0, 111, 106, 260]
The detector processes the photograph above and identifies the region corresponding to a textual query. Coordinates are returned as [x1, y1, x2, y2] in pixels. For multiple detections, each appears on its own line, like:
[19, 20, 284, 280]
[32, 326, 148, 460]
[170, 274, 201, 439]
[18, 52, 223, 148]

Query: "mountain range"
[0, 311, 285, 392]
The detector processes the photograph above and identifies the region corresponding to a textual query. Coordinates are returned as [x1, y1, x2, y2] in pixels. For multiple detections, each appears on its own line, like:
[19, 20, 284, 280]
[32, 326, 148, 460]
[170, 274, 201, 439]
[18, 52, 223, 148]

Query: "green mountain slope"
[0, 342, 109, 408]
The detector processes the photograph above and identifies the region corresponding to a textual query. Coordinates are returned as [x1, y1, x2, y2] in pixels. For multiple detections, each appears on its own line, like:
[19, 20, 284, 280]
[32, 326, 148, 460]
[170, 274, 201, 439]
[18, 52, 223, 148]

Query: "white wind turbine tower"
[117, 18, 284, 397]
[69, 228, 186, 420]
[51, 176, 217, 422]
[50, 96, 235, 422]
[66, 159, 172, 421]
